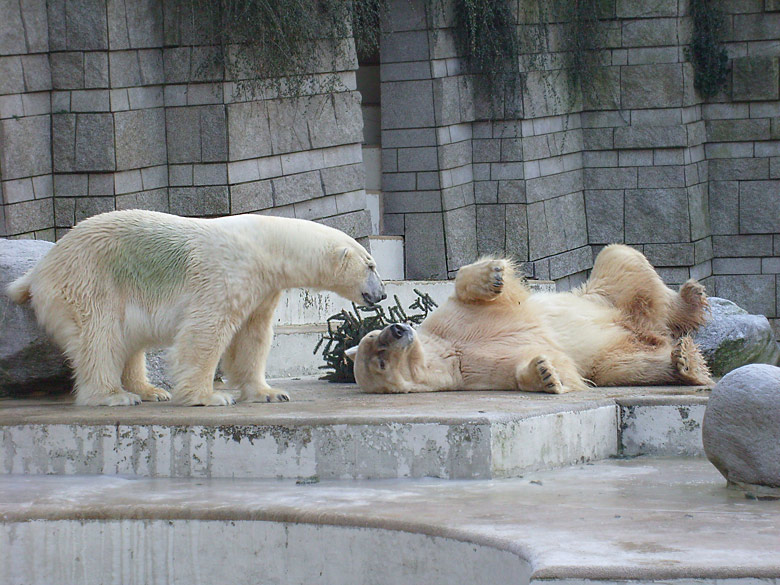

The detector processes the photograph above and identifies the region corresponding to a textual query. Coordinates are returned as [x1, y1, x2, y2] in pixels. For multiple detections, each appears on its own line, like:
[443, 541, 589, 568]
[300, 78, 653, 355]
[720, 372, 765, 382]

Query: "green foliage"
[451, 0, 520, 112]
[173, 0, 387, 98]
[314, 291, 438, 383]
[559, 0, 603, 96]
[686, 0, 729, 98]
[352, 0, 385, 61]
[521, 0, 610, 115]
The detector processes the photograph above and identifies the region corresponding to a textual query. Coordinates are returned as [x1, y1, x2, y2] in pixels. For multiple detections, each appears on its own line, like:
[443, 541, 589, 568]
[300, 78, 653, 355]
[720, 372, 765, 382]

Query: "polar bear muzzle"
[361, 269, 386, 306]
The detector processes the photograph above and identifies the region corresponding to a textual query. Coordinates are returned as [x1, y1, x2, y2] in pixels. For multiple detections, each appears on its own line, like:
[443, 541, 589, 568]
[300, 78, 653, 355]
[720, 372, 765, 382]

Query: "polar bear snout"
[378, 323, 414, 348]
[361, 269, 386, 306]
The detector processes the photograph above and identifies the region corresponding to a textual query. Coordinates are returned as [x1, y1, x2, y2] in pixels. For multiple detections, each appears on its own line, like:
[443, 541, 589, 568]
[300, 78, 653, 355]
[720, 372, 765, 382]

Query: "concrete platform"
[2, 458, 778, 584]
[1, 379, 709, 479]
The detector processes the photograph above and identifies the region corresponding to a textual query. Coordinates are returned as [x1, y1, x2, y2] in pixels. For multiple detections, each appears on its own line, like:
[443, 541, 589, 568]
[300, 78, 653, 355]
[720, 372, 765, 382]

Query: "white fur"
[7, 210, 384, 406]
[350, 245, 712, 394]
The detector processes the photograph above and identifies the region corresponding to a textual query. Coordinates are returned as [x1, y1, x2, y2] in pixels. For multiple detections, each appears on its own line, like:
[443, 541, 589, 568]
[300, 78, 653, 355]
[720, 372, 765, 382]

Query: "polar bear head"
[345, 323, 423, 393]
[325, 244, 386, 306]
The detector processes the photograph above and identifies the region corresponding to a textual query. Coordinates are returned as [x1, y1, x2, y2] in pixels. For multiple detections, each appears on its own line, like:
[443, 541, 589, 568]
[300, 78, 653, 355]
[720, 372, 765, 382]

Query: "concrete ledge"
[1, 380, 710, 479]
[2, 459, 778, 584]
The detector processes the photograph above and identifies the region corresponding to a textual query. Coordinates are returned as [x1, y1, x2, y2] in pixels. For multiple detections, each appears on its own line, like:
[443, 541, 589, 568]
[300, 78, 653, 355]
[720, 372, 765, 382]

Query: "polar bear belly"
[123, 301, 189, 350]
[530, 293, 627, 367]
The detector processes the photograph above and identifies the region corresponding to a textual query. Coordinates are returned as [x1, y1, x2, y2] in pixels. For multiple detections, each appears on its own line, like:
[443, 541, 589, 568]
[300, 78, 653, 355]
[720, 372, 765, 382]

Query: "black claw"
[542, 374, 552, 381]
[281, 395, 290, 402]
[266, 395, 272, 402]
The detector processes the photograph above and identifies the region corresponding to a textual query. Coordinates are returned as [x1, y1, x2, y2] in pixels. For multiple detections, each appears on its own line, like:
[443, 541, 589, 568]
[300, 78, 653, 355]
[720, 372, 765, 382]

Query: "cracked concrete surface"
[1, 458, 778, 584]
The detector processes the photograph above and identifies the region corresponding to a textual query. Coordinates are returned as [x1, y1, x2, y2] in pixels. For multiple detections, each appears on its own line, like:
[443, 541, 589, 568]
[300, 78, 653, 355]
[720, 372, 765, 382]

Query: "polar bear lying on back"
[348, 245, 712, 394]
[7, 210, 386, 406]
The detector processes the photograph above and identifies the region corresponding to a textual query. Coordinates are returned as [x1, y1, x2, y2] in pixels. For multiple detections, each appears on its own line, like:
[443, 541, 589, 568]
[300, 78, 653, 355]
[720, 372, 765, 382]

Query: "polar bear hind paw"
[679, 279, 707, 306]
[132, 384, 172, 402]
[78, 389, 142, 407]
[672, 337, 713, 386]
[239, 389, 291, 403]
[202, 390, 237, 406]
[174, 390, 237, 406]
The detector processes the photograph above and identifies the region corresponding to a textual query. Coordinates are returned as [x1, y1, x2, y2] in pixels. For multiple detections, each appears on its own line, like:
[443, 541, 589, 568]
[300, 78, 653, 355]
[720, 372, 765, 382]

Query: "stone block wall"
[0, 0, 53, 240]
[2, 0, 779, 331]
[1, 0, 371, 241]
[703, 5, 780, 323]
[379, 0, 779, 331]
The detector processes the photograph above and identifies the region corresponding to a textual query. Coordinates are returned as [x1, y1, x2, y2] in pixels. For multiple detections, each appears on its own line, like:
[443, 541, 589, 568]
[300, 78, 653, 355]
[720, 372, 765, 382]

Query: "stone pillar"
[381, 0, 481, 279]
[0, 0, 53, 239]
[48, 0, 113, 236]
[581, 0, 713, 289]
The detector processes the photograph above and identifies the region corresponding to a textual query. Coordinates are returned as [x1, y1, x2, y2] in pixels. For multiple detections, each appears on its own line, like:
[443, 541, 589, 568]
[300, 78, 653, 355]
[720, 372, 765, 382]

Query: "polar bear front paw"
[456, 259, 508, 303]
[132, 384, 172, 402]
[87, 390, 142, 407]
[239, 389, 291, 403]
[533, 356, 565, 394]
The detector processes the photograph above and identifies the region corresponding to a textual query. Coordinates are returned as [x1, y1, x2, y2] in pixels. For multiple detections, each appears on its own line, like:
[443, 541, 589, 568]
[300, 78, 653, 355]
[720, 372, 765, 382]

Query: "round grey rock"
[694, 297, 780, 377]
[0, 239, 71, 397]
[703, 363, 780, 497]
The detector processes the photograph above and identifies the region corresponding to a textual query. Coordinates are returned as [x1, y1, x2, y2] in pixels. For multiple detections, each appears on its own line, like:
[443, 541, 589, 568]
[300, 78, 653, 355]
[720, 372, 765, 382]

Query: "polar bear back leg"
[27, 261, 140, 405]
[590, 336, 711, 386]
[590, 341, 678, 386]
[581, 244, 674, 337]
[121, 351, 172, 402]
[667, 279, 709, 336]
[71, 313, 142, 406]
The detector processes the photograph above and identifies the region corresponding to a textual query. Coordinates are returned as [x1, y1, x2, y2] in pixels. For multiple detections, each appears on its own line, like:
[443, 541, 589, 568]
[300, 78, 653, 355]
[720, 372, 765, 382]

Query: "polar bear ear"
[344, 346, 359, 361]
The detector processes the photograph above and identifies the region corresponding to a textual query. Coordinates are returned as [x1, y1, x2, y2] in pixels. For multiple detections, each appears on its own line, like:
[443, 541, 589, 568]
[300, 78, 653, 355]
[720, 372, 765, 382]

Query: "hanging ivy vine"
[686, 0, 729, 98]
[169, 0, 696, 114]
[450, 0, 520, 114]
[169, 0, 387, 97]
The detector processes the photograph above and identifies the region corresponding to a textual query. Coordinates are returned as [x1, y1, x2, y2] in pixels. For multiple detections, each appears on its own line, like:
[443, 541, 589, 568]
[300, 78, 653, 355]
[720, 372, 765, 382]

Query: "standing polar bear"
[7, 210, 386, 406]
[348, 244, 712, 394]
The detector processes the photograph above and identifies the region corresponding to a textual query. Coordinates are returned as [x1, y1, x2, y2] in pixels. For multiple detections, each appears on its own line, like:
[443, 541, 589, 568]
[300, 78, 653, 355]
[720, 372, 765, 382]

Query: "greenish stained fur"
[108, 229, 191, 295]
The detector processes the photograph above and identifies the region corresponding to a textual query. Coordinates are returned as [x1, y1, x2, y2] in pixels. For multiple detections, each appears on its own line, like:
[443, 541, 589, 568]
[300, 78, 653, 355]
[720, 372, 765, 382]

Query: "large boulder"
[694, 297, 780, 377]
[0, 239, 71, 397]
[703, 364, 780, 497]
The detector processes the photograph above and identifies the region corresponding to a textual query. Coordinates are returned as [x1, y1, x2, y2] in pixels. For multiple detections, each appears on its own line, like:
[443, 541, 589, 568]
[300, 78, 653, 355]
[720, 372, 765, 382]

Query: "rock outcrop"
[0, 239, 71, 396]
[703, 363, 780, 498]
[694, 297, 780, 377]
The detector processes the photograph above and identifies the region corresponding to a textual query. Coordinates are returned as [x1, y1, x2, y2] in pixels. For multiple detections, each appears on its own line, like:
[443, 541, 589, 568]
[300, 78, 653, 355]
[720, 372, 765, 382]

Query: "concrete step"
[2, 457, 778, 584]
[272, 279, 462, 327]
[0, 381, 708, 480]
[367, 234, 404, 280]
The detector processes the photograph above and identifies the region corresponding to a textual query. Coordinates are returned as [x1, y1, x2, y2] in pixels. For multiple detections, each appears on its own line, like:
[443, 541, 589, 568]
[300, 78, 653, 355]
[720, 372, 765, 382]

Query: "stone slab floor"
[0, 377, 709, 425]
[1, 458, 779, 584]
[1, 379, 778, 584]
